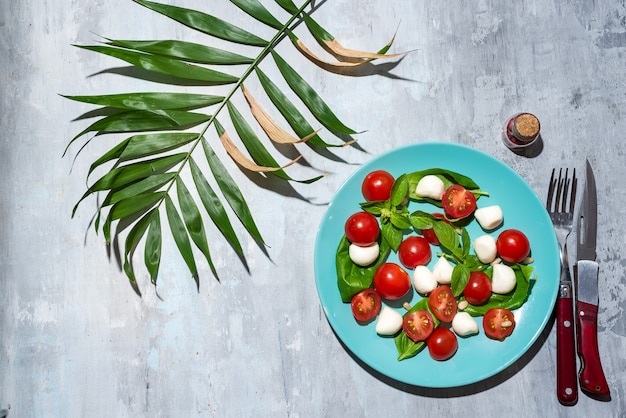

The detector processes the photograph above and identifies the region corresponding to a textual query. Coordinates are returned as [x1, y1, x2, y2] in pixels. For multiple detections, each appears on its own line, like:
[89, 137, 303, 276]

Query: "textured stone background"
[1, 0, 625, 417]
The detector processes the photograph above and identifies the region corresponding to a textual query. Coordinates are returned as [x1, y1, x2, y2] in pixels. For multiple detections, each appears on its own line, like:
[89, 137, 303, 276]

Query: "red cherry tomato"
[483, 308, 516, 340]
[496, 229, 531, 263]
[442, 184, 477, 219]
[463, 271, 492, 305]
[373, 262, 411, 300]
[398, 236, 432, 269]
[427, 327, 458, 361]
[344, 212, 380, 246]
[402, 309, 435, 342]
[350, 289, 382, 323]
[422, 213, 448, 245]
[361, 170, 395, 201]
[428, 285, 457, 322]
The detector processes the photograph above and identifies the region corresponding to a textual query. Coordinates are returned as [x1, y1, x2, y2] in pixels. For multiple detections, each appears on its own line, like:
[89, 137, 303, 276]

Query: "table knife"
[575, 160, 610, 398]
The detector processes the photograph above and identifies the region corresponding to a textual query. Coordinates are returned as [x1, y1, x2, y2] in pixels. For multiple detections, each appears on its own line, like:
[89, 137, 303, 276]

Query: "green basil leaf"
[406, 168, 486, 202]
[390, 212, 412, 230]
[409, 210, 436, 230]
[134, 0, 268, 46]
[336, 236, 390, 302]
[451, 263, 470, 297]
[381, 221, 403, 252]
[432, 221, 459, 256]
[461, 227, 471, 258]
[390, 174, 409, 207]
[395, 331, 426, 361]
[360, 200, 387, 216]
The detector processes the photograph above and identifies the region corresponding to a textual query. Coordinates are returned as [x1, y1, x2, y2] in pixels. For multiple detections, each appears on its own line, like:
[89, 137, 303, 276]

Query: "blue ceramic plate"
[314, 142, 559, 388]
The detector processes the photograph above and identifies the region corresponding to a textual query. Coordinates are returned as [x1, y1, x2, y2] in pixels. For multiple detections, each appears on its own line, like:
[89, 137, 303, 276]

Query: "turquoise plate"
[314, 142, 559, 388]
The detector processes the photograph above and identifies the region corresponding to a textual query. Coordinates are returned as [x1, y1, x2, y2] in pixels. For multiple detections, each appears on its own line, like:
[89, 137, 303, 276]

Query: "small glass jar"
[502, 113, 540, 150]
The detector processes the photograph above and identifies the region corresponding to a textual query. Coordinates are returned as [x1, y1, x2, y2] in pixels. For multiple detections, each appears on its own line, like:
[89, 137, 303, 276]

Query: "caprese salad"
[335, 168, 535, 362]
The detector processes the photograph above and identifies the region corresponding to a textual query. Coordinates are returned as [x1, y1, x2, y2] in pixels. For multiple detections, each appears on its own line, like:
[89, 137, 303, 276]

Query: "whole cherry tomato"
[362, 170, 395, 201]
[398, 236, 432, 269]
[496, 229, 530, 263]
[344, 212, 380, 246]
[463, 271, 492, 305]
[373, 262, 411, 300]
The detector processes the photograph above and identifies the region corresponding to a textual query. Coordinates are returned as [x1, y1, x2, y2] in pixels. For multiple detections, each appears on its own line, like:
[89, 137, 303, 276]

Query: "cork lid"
[512, 113, 540, 141]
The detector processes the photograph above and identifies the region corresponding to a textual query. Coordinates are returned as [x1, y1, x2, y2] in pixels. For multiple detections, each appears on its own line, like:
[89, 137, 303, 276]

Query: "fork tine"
[555, 168, 564, 212]
[569, 169, 577, 213]
[561, 168, 569, 212]
[547, 168, 556, 210]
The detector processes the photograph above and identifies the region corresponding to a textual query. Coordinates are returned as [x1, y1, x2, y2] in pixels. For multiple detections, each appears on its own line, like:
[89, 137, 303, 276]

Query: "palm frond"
[65, 0, 405, 292]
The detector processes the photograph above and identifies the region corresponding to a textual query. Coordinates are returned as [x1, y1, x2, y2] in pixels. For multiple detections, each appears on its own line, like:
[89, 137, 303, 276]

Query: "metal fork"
[547, 168, 577, 280]
[547, 167, 578, 405]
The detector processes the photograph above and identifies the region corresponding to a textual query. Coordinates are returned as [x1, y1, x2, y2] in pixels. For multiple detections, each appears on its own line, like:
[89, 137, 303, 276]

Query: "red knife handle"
[556, 285, 578, 405]
[577, 301, 610, 397]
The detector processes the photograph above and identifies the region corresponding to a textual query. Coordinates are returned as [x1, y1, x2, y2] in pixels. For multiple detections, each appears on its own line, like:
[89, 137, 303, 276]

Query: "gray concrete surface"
[1, 0, 625, 417]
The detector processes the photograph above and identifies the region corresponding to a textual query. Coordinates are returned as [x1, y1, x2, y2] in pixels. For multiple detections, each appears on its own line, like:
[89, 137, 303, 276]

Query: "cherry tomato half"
[362, 170, 395, 201]
[350, 289, 382, 323]
[373, 262, 411, 300]
[442, 184, 477, 219]
[402, 309, 435, 342]
[422, 213, 448, 245]
[398, 236, 432, 269]
[483, 308, 516, 340]
[428, 285, 457, 322]
[463, 271, 492, 305]
[496, 229, 531, 263]
[427, 327, 458, 361]
[344, 212, 380, 246]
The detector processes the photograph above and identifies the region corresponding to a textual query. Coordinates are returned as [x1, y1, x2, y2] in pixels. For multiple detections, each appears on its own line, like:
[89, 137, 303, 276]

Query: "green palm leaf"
[63, 92, 224, 111]
[76, 45, 239, 84]
[144, 211, 162, 285]
[65, 0, 405, 291]
[134, 0, 268, 46]
[105, 38, 254, 65]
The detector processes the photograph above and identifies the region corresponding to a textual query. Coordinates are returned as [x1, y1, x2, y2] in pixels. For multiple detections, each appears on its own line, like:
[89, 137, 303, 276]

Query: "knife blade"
[575, 159, 610, 398]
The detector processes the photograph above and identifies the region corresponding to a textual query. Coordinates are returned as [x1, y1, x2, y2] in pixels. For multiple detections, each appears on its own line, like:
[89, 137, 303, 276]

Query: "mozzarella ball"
[375, 306, 403, 335]
[491, 263, 517, 294]
[432, 256, 454, 284]
[452, 312, 479, 336]
[474, 205, 503, 230]
[415, 175, 445, 200]
[349, 242, 379, 266]
[413, 265, 438, 295]
[473, 234, 497, 264]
